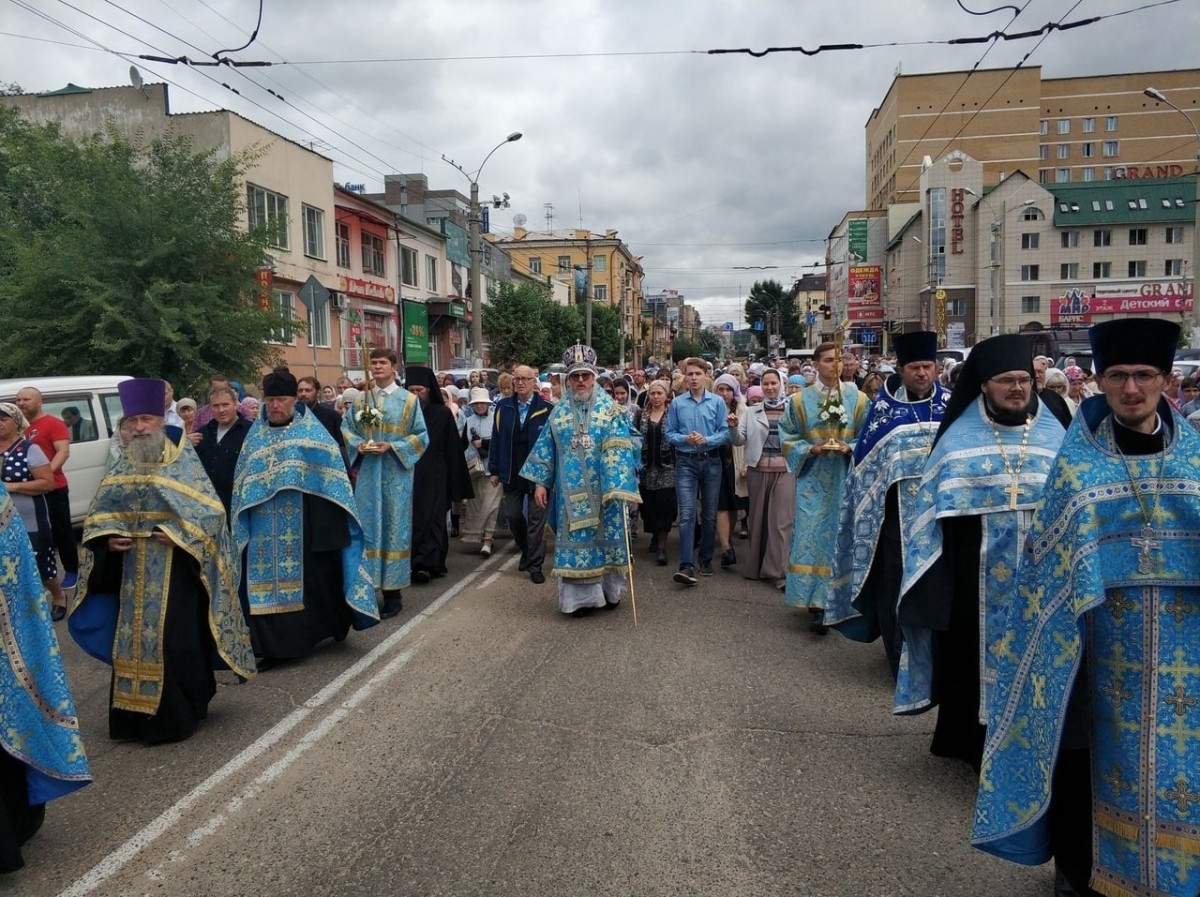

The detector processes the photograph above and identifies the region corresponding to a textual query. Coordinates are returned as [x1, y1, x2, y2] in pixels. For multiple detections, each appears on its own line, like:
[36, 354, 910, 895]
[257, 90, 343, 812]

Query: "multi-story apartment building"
[486, 228, 646, 365]
[865, 66, 1199, 211]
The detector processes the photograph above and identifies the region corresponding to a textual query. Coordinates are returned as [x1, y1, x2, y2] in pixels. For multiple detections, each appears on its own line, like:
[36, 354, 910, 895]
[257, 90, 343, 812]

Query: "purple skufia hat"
[118, 378, 167, 418]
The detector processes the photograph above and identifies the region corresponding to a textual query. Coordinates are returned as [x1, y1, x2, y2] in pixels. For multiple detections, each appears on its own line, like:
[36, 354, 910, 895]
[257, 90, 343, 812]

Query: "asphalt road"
[14, 532, 1052, 897]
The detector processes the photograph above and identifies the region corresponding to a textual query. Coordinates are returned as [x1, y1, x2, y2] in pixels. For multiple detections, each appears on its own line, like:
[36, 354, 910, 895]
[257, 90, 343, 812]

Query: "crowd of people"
[2, 319, 1198, 895]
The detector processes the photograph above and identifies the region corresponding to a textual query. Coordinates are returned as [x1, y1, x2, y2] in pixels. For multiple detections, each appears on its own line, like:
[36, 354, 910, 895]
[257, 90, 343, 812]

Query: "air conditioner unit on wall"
[329, 292, 347, 311]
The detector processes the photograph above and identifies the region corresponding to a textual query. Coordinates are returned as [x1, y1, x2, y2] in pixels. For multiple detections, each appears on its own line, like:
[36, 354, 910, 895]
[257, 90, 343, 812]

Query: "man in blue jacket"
[488, 365, 553, 583]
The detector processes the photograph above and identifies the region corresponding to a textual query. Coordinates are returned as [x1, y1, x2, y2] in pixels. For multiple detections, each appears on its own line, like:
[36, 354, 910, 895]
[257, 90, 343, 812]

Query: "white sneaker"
[480, 542, 493, 558]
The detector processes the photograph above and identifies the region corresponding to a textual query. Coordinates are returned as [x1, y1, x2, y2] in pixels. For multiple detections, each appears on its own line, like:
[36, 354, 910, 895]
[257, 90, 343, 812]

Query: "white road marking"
[478, 546, 520, 590]
[58, 551, 506, 897]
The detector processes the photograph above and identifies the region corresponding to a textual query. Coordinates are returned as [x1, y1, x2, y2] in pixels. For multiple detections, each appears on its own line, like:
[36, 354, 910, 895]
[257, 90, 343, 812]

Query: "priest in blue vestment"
[896, 335, 1065, 770]
[778, 341, 870, 632]
[521, 343, 641, 616]
[70, 379, 256, 744]
[974, 319, 1200, 897]
[342, 348, 429, 619]
[826, 331, 948, 677]
[231, 371, 379, 667]
[0, 488, 91, 872]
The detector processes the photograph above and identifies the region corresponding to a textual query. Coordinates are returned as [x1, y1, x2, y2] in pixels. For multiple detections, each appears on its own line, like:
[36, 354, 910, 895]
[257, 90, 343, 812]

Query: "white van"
[0, 376, 130, 524]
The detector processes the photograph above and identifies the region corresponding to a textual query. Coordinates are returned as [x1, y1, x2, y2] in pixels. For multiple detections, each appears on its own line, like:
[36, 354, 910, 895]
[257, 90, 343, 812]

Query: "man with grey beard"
[70, 378, 255, 743]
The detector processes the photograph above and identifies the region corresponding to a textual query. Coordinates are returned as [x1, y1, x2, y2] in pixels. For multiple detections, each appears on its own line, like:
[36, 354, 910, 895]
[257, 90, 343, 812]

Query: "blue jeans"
[675, 452, 722, 569]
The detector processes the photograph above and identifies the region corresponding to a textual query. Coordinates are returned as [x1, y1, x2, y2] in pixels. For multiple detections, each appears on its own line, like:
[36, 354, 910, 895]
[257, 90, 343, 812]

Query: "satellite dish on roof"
[129, 65, 144, 92]
[513, 213, 527, 227]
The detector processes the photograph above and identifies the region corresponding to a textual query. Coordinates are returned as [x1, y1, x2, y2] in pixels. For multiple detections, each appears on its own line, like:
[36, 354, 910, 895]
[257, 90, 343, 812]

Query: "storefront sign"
[1112, 164, 1185, 180]
[402, 301, 430, 364]
[949, 187, 965, 255]
[338, 275, 396, 304]
[255, 267, 273, 311]
[1051, 282, 1194, 324]
[848, 219, 868, 262]
[848, 264, 883, 320]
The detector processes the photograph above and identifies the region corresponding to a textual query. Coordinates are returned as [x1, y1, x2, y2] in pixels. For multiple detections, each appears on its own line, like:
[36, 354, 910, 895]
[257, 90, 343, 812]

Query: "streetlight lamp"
[443, 131, 523, 366]
[964, 189, 1036, 337]
[1144, 87, 1200, 347]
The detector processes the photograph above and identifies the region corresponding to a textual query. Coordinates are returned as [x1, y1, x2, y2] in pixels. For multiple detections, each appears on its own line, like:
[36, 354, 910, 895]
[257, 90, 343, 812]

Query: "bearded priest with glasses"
[895, 334, 1067, 772]
[973, 318, 1200, 897]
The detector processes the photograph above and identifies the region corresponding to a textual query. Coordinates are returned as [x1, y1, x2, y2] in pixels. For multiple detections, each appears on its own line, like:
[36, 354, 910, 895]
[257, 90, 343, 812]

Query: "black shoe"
[673, 566, 697, 586]
[51, 604, 67, 622]
[808, 608, 829, 635]
[697, 564, 715, 577]
[412, 570, 431, 584]
[656, 550, 668, 566]
[518, 554, 530, 572]
[720, 549, 736, 568]
[450, 516, 461, 538]
[530, 570, 546, 584]
[381, 591, 403, 619]
[648, 535, 659, 553]
[254, 655, 276, 673]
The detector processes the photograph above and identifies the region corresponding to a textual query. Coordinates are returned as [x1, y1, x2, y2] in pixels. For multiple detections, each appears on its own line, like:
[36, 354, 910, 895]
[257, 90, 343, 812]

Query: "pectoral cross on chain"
[1131, 524, 1162, 575]
[1004, 478, 1022, 510]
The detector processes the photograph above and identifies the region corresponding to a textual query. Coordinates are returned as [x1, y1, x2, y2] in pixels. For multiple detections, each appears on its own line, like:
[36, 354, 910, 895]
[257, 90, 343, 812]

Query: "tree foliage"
[743, 279, 803, 352]
[588, 302, 621, 366]
[483, 280, 584, 367]
[0, 108, 289, 390]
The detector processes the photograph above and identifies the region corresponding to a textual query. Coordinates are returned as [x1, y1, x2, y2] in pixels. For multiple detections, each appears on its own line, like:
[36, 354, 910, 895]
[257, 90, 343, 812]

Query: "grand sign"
[338, 275, 396, 304]
[1112, 164, 1185, 180]
[1051, 281, 1194, 324]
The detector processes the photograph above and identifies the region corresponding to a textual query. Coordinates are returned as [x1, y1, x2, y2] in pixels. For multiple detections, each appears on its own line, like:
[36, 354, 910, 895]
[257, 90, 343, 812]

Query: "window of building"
[247, 184, 289, 249]
[1039, 169, 1051, 184]
[1082, 117, 1095, 133]
[308, 301, 330, 348]
[1093, 262, 1111, 279]
[1057, 144, 1070, 159]
[425, 255, 438, 293]
[1081, 142, 1094, 158]
[1103, 168, 1114, 180]
[945, 298, 967, 317]
[1167, 226, 1184, 244]
[1022, 207, 1044, 221]
[557, 255, 571, 273]
[361, 232, 385, 276]
[1021, 296, 1041, 313]
[592, 255, 607, 274]
[1105, 200, 1115, 211]
[1094, 229, 1111, 247]
[1061, 230, 1080, 248]
[1057, 119, 1070, 134]
[400, 246, 418, 287]
[1020, 264, 1039, 281]
[301, 204, 325, 259]
[1039, 145, 1049, 161]
[1103, 141, 1119, 157]
[929, 187, 947, 282]
[1061, 263, 1079, 280]
[1129, 228, 1147, 246]
[1082, 167, 1095, 182]
[1166, 259, 1184, 276]
[529, 257, 542, 274]
[1039, 120, 1049, 136]
[1105, 116, 1118, 131]
[335, 222, 351, 269]
[1128, 260, 1147, 278]
[269, 290, 295, 344]
[1021, 233, 1039, 249]
[593, 284, 608, 303]
[1056, 169, 1071, 183]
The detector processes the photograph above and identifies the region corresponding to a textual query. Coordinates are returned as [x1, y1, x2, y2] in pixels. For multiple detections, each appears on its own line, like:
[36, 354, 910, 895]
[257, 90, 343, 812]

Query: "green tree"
[743, 279, 802, 352]
[0, 109, 289, 389]
[482, 280, 557, 366]
[589, 303, 621, 366]
[540, 301, 585, 365]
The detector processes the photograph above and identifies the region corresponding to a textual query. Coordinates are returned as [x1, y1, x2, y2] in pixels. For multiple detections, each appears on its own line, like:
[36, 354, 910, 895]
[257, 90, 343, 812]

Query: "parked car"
[0, 375, 130, 523]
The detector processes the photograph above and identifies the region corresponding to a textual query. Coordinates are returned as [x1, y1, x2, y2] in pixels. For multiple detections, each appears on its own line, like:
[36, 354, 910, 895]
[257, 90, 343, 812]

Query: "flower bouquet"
[817, 389, 848, 453]
[355, 398, 385, 450]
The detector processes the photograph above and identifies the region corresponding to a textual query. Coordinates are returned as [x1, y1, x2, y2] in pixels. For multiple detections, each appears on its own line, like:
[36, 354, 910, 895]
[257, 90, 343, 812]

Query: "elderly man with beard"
[826, 331, 949, 679]
[229, 372, 378, 666]
[895, 335, 1066, 771]
[296, 375, 346, 460]
[520, 343, 640, 616]
[69, 379, 255, 743]
[403, 367, 473, 584]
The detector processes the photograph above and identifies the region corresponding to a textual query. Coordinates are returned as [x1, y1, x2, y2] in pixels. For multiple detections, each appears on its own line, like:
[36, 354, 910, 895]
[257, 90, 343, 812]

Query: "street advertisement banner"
[848, 219, 868, 262]
[402, 301, 430, 364]
[1050, 282, 1194, 324]
[848, 264, 883, 321]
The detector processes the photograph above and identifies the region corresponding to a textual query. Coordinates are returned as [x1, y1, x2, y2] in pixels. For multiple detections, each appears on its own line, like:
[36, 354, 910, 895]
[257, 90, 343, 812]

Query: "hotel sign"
[949, 188, 965, 255]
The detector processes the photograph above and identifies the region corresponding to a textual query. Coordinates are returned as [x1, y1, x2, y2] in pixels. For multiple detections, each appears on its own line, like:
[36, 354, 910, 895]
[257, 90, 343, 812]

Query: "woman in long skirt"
[737, 369, 794, 587]
[635, 382, 676, 566]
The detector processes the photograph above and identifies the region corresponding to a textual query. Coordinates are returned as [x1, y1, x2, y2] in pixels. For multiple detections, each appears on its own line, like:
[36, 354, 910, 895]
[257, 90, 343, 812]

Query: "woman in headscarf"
[634, 381, 676, 565]
[713, 374, 748, 569]
[736, 368, 794, 587]
[404, 367, 473, 582]
[786, 374, 806, 395]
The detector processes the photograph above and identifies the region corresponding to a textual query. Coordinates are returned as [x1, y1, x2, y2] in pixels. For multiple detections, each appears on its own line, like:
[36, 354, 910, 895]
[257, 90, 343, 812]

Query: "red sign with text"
[1051, 282, 1194, 324]
[848, 265, 883, 321]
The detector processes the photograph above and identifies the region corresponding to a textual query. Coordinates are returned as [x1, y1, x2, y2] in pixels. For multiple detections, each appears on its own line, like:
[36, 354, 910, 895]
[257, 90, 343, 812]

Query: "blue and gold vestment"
[0, 491, 91, 805]
[778, 382, 870, 609]
[71, 435, 256, 715]
[232, 405, 378, 629]
[974, 396, 1200, 897]
[342, 387, 428, 591]
[826, 380, 948, 633]
[519, 390, 640, 581]
[895, 396, 1064, 717]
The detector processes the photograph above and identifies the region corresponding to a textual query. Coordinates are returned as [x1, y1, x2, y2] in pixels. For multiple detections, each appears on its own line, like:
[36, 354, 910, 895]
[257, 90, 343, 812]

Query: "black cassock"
[410, 402, 473, 578]
[240, 493, 354, 663]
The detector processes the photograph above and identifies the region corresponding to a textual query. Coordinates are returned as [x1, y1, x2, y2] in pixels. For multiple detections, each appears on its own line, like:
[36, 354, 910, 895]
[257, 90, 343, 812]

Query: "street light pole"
[444, 131, 522, 366]
[1145, 87, 1200, 347]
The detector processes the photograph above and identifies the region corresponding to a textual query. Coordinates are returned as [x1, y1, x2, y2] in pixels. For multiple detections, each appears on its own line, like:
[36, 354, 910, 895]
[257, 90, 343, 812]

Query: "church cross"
[1165, 595, 1194, 627]
[1100, 764, 1137, 799]
[1004, 478, 1022, 510]
[1131, 525, 1162, 575]
[1165, 686, 1198, 718]
[1163, 775, 1200, 816]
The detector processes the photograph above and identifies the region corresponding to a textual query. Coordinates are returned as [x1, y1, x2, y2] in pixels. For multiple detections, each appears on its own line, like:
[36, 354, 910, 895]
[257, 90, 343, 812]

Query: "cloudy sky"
[3, 0, 1197, 327]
